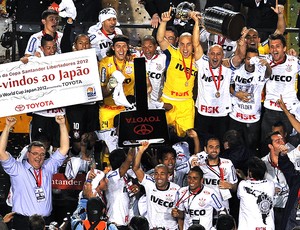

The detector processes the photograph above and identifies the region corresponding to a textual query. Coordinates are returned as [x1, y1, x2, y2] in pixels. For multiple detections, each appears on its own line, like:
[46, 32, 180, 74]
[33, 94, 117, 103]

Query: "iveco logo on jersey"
[269, 75, 292, 82]
[175, 63, 198, 76]
[234, 76, 253, 84]
[201, 74, 224, 82]
[150, 195, 174, 207]
[148, 71, 162, 79]
[204, 178, 219, 185]
[186, 209, 206, 216]
[200, 105, 219, 113]
[99, 41, 112, 50]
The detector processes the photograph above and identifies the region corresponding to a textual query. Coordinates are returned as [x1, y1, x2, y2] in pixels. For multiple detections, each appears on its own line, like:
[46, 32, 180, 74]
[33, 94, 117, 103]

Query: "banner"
[52, 172, 86, 190]
[0, 49, 102, 117]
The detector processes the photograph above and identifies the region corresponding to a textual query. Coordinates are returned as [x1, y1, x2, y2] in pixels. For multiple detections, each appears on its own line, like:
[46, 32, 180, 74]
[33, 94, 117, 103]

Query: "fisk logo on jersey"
[200, 105, 219, 113]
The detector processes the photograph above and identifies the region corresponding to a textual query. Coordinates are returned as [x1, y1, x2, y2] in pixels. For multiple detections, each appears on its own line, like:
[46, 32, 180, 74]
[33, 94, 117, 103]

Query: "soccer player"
[262, 131, 289, 230]
[198, 137, 238, 210]
[156, 8, 198, 137]
[105, 148, 137, 227]
[171, 166, 224, 230]
[229, 47, 271, 152]
[24, 9, 63, 57]
[88, 7, 122, 61]
[133, 141, 180, 229]
[260, 33, 300, 146]
[237, 157, 275, 230]
[191, 11, 246, 143]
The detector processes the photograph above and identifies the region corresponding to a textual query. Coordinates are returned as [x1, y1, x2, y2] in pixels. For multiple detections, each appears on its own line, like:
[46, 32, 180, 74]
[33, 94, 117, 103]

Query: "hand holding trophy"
[174, 1, 245, 41]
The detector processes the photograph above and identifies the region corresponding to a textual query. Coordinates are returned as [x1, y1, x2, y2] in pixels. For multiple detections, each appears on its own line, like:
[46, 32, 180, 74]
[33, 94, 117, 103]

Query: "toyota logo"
[134, 124, 153, 135]
[15, 104, 25, 112]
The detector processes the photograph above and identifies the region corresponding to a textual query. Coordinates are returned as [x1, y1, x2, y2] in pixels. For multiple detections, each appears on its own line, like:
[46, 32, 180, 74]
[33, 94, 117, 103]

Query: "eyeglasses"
[30, 151, 46, 157]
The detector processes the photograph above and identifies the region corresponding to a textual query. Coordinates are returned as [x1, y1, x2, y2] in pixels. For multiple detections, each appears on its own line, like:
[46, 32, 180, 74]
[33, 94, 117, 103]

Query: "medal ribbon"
[113, 56, 126, 72]
[270, 55, 286, 68]
[209, 65, 222, 93]
[182, 54, 193, 84]
[175, 186, 202, 208]
[33, 169, 42, 187]
[101, 28, 116, 39]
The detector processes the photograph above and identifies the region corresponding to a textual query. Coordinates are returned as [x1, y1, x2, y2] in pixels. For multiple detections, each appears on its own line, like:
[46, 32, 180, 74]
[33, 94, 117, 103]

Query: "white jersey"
[141, 174, 179, 230]
[198, 157, 238, 208]
[200, 29, 237, 58]
[261, 153, 289, 208]
[88, 27, 123, 61]
[237, 179, 275, 230]
[172, 141, 190, 166]
[264, 54, 300, 111]
[177, 185, 224, 230]
[94, 128, 118, 153]
[287, 144, 300, 170]
[230, 63, 267, 123]
[25, 30, 63, 56]
[106, 169, 130, 226]
[195, 55, 233, 117]
[140, 51, 166, 102]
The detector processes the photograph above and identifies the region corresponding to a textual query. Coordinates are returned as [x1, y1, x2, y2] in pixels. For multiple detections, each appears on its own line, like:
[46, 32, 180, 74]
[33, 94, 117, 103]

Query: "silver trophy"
[174, 2, 245, 41]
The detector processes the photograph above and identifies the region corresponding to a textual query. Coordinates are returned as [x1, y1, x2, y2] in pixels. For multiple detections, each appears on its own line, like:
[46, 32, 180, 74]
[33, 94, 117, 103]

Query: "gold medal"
[185, 81, 188, 87]
[215, 91, 220, 98]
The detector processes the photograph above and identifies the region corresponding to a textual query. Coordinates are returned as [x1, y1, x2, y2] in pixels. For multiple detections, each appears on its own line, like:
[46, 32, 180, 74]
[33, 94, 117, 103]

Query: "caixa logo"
[133, 124, 153, 135]
[15, 100, 54, 112]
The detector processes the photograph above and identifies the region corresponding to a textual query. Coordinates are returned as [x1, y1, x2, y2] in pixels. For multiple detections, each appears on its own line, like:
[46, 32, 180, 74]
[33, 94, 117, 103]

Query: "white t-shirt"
[25, 31, 63, 56]
[237, 179, 275, 230]
[261, 153, 289, 208]
[199, 157, 238, 208]
[140, 51, 166, 102]
[106, 169, 130, 226]
[88, 27, 122, 61]
[177, 185, 224, 230]
[141, 174, 179, 230]
[94, 128, 118, 153]
[264, 54, 300, 111]
[230, 63, 267, 123]
[195, 55, 233, 117]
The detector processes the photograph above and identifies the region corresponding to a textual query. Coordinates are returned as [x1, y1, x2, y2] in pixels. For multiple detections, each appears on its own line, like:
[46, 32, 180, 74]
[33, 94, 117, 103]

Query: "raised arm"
[156, 7, 172, 51]
[133, 141, 150, 182]
[191, 11, 203, 61]
[0, 117, 16, 161]
[278, 95, 300, 133]
[230, 27, 248, 67]
[272, 0, 286, 35]
[55, 115, 69, 155]
[187, 129, 201, 154]
[119, 148, 135, 177]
